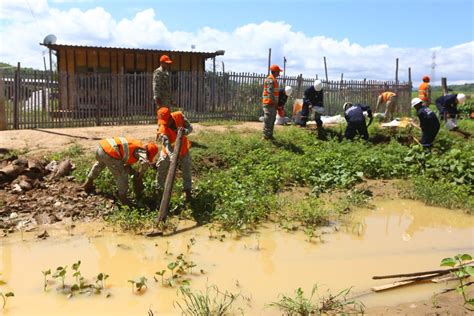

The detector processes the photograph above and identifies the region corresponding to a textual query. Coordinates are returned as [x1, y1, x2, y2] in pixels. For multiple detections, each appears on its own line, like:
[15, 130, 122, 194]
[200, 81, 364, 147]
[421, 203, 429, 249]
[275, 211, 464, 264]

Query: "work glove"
[367, 117, 373, 127]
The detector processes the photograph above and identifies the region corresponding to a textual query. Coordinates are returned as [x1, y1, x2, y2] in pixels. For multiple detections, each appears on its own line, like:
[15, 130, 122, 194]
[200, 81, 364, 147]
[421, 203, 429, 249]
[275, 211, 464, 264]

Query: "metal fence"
[0, 69, 412, 130]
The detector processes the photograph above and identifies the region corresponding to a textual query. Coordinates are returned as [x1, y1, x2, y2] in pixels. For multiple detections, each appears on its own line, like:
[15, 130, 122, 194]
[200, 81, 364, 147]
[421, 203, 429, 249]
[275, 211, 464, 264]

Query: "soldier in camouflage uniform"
[262, 64, 282, 140]
[153, 55, 173, 109]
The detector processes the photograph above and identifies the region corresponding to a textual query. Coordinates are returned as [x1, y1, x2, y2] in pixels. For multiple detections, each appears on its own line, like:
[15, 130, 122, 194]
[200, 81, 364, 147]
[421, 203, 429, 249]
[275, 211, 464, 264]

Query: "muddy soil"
[366, 288, 474, 315]
[0, 178, 115, 232]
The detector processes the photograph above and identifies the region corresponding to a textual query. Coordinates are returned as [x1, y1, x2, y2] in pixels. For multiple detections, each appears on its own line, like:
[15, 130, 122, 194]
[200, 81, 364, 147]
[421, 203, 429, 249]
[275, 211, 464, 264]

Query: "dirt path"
[0, 122, 266, 157]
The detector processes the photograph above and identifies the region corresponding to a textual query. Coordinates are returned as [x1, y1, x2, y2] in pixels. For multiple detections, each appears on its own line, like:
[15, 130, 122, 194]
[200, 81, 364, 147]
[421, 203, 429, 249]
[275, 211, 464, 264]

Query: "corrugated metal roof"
[40, 43, 223, 58]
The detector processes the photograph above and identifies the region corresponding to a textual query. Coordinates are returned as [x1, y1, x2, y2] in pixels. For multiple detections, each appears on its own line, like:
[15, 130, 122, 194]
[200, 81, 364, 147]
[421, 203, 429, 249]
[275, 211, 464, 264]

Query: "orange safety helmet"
[270, 64, 282, 72]
[422, 75, 430, 82]
[160, 55, 173, 64]
[157, 107, 171, 125]
[146, 142, 159, 162]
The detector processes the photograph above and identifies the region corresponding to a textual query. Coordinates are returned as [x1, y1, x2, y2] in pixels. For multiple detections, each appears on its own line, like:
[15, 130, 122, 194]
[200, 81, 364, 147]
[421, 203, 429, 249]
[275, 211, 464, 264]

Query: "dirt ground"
[1, 123, 472, 314]
[366, 287, 474, 315]
[0, 122, 265, 157]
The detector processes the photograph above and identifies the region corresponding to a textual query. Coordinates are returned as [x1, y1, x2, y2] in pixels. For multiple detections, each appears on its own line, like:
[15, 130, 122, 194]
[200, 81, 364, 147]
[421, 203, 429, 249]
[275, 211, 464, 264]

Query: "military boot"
[117, 193, 132, 206]
[81, 178, 95, 193]
[184, 189, 192, 203]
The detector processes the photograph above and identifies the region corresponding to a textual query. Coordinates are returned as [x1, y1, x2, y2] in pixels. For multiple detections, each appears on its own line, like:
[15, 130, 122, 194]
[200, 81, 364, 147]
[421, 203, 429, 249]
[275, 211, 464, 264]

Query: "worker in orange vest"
[156, 107, 193, 202]
[376, 91, 398, 121]
[81, 137, 159, 205]
[418, 75, 432, 106]
[262, 64, 282, 140]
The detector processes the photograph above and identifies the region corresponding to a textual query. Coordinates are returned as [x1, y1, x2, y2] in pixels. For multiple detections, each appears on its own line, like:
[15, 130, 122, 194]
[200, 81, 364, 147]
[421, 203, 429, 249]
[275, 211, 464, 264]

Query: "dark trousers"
[300, 105, 323, 129]
[300, 103, 310, 126]
[345, 121, 368, 140]
[421, 126, 440, 148]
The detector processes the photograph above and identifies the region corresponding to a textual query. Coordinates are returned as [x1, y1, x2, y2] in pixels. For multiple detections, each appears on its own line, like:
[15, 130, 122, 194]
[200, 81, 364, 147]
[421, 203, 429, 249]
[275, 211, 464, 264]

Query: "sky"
[1, 0, 473, 84]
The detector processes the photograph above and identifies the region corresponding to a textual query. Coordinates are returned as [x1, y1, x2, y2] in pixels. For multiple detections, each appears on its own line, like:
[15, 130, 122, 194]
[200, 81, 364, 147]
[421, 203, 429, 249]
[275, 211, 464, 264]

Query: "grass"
[52, 117, 474, 233]
[268, 284, 364, 315]
[174, 285, 241, 316]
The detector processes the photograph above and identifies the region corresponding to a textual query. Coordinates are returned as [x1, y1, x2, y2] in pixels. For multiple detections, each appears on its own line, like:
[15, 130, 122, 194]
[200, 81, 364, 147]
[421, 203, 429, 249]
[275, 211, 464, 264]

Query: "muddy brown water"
[1, 199, 473, 315]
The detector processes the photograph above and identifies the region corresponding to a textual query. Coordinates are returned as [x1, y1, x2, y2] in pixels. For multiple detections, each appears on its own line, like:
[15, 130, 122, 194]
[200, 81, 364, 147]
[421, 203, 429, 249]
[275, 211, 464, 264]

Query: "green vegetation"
[43, 261, 110, 298]
[174, 285, 241, 316]
[268, 284, 364, 315]
[128, 277, 147, 293]
[440, 253, 474, 310]
[1, 291, 14, 309]
[63, 118, 473, 233]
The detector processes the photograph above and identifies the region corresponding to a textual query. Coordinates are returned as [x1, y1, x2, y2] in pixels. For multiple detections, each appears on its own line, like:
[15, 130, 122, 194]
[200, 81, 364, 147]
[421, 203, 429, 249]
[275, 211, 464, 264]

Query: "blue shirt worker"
[301, 80, 325, 138]
[343, 102, 372, 140]
[411, 98, 440, 148]
[435, 93, 465, 121]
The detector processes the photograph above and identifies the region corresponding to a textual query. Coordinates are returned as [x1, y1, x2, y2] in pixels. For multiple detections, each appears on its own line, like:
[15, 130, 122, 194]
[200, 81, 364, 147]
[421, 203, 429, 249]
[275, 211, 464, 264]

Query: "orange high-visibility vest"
[381, 92, 396, 102]
[262, 74, 279, 105]
[99, 137, 145, 165]
[158, 111, 192, 158]
[418, 82, 430, 101]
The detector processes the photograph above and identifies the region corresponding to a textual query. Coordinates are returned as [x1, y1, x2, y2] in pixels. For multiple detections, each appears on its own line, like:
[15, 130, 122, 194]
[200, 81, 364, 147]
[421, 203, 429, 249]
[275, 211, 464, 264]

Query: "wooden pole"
[283, 56, 287, 85]
[13, 62, 20, 130]
[441, 77, 448, 95]
[0, 72, 6, 130]
[267, 48, 272, 75]
[323, 56, 328, 81]
[395, 58, 399, 84]
[408, 67, 412, 84]
[157, 128, 184, 223]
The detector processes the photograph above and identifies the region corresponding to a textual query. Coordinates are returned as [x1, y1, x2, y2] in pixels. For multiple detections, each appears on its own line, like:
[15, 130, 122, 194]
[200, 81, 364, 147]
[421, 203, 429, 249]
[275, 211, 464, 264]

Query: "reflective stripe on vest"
[262, 74, 279, 105]
[382, 92, 395, 102]
[118, 137, 129, 163]
[100, 137, 144, 165]
[419, 82, 430, 101]
[159, 111, 191, 158]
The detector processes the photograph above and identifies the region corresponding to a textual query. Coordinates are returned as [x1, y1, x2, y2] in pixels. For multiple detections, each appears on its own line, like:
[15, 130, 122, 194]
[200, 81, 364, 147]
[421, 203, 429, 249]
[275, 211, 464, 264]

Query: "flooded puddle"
[1, 199, 473, 315]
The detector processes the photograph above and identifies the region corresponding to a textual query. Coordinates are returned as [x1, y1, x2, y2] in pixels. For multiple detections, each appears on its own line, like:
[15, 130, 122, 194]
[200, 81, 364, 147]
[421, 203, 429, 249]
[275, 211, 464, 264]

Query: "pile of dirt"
[0, 155, 115, 234]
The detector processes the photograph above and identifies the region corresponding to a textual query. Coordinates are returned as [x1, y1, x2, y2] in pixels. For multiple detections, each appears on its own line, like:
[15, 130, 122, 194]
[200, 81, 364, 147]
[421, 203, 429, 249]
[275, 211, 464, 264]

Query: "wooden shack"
[41, 44, 224, 115]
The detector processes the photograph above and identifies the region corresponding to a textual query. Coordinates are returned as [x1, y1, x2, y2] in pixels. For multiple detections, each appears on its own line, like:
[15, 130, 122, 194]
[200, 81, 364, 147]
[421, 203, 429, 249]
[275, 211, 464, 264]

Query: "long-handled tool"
[156, 127, 184, 223]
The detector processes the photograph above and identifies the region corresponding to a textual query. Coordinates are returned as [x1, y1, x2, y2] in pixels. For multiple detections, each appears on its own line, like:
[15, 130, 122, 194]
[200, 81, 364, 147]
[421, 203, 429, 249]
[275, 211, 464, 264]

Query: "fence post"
[13, 62, 21, 129]
[441, 78, 448, 95]
[323, 57, 328, 81]
[395, 58, 399, 85]
[0, 73, 6, 130]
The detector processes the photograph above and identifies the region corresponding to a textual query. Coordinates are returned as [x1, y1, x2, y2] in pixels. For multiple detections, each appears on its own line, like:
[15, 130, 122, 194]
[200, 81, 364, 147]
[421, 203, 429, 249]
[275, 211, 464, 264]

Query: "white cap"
[411, 97, 423, 108]
[314, 80, 322, 91]
[343, 102, 352, 111]
[457, 93, 466, 104]
[284, 86, 293, 96]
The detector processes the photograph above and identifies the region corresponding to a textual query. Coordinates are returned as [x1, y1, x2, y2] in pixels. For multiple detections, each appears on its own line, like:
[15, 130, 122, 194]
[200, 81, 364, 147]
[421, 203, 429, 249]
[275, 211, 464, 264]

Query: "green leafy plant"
[154, 270, 166, 285]
[52, 266, 67, 289]
[440, 253, 474, 309]
[174, 285, 240, 316]
[268, 284, 364, 315]
[128, 277, 147, 293]
[1, 291, 14, 309]
[95, 273, 109, 290]
[42, 269, 51, 291]
[72, 260, 82, 284]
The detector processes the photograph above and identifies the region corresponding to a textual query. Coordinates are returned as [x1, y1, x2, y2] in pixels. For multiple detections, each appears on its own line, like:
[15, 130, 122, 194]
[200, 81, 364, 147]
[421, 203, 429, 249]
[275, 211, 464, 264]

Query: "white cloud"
[1, 1, 473, 84]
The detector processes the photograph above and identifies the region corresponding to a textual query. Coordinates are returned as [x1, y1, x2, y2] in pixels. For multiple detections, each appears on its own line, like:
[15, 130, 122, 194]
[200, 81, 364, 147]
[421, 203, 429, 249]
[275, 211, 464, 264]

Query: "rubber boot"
[117, 193, 132, 206]
[184, 189, 192, 203]
[81, 178, 95, 193]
